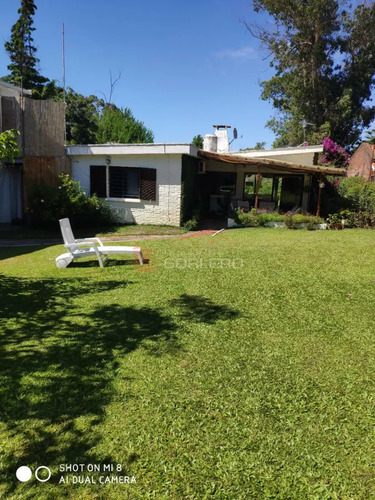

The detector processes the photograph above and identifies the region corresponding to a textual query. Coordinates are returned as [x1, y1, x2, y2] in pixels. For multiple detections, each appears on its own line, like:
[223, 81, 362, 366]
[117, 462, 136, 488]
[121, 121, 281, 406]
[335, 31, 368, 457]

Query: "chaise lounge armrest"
[75, 237, 104, 246]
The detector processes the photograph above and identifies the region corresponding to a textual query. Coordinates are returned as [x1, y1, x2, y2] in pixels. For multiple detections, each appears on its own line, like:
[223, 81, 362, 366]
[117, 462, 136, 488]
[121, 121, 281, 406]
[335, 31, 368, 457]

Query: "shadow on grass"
[0, 275, 177, 494]
[0, 245, 48, 261]
[70, 259, 145, 268]
[0, 278, 240, 495]
[171, 294, 239, 324]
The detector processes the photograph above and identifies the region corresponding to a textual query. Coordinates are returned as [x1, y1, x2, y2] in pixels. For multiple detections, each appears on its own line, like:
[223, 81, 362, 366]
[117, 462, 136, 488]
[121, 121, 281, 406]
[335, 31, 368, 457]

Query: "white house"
[67, 143, 199, 226]
[67, 127, 345, 227]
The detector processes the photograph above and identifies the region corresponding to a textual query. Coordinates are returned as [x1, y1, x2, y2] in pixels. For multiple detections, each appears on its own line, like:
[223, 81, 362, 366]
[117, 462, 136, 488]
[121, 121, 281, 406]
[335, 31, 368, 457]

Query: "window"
[89, 165, 157, 201]
[109, 167, 140, 198]
[243, 174, 304, 210]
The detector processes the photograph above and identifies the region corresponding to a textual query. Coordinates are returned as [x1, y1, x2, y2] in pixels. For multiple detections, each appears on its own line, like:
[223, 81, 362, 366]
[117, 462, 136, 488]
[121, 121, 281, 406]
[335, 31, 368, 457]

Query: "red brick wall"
[347, 143, 374, 181]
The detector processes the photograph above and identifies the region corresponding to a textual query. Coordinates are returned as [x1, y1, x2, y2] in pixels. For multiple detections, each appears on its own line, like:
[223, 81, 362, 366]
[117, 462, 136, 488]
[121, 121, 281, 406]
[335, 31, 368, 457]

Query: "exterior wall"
[181, 155, 200, 224]
[347, 143, 374, 181]
[71, 154, 183, 226]
[0, 82, 31, 133]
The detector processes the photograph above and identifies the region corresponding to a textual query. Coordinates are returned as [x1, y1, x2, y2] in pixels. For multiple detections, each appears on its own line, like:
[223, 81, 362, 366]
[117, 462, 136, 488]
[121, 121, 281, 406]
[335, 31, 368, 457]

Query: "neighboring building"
[0, 80, 68, 223]
[347, 142, 375, 181]
[0, 81, 31, 223]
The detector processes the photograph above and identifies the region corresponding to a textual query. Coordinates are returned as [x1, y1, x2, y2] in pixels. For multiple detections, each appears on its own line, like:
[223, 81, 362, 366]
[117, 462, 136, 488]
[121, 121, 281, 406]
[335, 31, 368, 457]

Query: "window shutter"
[140, 168, 156, 201]
[90, 166, 107, 197]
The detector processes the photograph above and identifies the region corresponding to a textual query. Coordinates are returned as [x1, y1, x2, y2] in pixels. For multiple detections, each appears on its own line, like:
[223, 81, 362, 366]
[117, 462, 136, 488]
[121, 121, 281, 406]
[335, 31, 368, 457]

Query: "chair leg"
[97, 253, 104, 268]
[137, 251, 143, 265]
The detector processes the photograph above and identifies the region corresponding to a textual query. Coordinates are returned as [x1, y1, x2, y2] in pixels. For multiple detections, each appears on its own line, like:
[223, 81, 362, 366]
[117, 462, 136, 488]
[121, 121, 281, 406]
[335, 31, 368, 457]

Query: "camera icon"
[16, 465, 51, 482]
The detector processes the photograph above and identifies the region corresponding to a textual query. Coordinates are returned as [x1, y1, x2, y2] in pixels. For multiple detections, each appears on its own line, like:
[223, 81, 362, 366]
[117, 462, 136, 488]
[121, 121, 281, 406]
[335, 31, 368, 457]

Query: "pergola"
[198, 150, 346, 216]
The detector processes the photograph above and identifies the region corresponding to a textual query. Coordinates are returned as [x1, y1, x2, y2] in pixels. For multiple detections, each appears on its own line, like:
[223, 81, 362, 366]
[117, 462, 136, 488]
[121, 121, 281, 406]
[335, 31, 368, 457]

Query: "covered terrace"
[197, 150, 346, 217]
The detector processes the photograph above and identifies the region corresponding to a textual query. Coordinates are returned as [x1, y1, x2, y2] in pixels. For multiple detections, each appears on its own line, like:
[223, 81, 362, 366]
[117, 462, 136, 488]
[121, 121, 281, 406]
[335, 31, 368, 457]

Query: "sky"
[0, 0, 279, 150]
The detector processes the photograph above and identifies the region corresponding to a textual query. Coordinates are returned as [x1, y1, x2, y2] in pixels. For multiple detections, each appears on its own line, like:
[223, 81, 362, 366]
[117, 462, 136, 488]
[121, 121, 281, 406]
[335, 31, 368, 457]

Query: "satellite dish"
[233, 128, 238, 139]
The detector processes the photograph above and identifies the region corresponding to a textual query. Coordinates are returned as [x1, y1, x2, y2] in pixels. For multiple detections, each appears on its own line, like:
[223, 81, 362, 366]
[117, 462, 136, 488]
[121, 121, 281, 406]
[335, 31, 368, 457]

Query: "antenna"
[62, 23, 66, 144]
[300, 119, 314, 143]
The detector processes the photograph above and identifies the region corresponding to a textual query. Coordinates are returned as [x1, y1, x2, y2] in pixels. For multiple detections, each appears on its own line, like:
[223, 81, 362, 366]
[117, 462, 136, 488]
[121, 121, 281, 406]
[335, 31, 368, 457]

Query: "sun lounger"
[55, 218, 143, 268]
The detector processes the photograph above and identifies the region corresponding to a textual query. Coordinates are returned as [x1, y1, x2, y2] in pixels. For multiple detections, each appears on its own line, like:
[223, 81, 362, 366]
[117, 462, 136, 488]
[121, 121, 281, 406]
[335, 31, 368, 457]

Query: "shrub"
[327, 212, 344, 229]
[0, 129, 20, 164]
[285, 214, 324, 229]
[256, 213, 285, 225]
[234, 208, 260, 227]
[358, 182, 375, 213]
[184, 218, 198, 231]
[27, 174, 117, 228]
[327, 209, 375, 229]
[337, 177, 366, 208]
[234, 210, 323, 229]
[183, 210, 199, 231]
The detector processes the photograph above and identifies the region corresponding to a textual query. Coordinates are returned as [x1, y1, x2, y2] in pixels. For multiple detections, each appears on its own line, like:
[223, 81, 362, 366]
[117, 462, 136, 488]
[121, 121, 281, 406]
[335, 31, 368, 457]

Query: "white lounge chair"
[55, 218, 143, 268]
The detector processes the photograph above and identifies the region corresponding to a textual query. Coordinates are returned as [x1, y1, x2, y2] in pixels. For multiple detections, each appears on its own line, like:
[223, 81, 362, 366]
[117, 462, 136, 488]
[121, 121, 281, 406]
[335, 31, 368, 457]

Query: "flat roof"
[0, 80, 32, 96]
[66, 143, 199, 156]
[231, 144, 323, 158]
[198, 150, 346, 176]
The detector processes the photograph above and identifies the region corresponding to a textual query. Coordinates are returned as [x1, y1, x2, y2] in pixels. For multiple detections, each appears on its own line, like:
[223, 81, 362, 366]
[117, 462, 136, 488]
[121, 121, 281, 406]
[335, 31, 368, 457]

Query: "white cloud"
[216, 46, 257, 60]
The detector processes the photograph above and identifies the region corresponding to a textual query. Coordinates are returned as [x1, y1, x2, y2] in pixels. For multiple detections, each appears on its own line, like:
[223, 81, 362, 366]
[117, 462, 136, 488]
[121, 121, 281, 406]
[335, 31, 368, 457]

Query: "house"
[67, 143, 199, 226]
[67, 126, 345, 226]
[347, 142, 375, 181]
[0, 80, 68, 223]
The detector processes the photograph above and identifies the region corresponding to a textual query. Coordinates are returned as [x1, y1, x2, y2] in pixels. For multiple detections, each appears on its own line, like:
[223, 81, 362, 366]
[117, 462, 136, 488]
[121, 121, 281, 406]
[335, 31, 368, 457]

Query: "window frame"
[89, 165, 157, 202]
[108, 166, 141, 200]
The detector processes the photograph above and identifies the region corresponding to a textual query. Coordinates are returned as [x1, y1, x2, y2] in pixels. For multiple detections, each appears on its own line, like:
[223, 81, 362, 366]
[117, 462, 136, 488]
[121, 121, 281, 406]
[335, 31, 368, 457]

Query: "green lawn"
[1, 228, 375, 499]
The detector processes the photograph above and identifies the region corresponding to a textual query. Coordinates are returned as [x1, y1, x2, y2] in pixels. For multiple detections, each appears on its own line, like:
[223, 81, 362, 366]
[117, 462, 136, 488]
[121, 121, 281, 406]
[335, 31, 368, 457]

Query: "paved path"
[0, 234, 186, 247]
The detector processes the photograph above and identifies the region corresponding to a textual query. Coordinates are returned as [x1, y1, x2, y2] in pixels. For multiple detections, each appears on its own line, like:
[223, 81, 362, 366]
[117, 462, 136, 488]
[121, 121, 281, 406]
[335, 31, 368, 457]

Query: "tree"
[4, 0, 48, 91]
[247, 0, 375, 148]
[192, 135, 204, 149]
[240, 141, 266, 151]
[97, 106, 154, 144]
[0, 130, 20, 164]
[65, 89, 101, 144]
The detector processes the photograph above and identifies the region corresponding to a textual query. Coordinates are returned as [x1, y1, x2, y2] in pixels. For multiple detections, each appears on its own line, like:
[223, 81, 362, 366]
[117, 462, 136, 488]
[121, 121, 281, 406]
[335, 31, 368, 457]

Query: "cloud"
[215, 46, 257, 60]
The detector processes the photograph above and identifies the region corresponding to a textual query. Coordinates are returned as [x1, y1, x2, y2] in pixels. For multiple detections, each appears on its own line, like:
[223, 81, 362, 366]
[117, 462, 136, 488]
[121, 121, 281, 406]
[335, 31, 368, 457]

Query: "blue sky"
[0, 0, 278, 149]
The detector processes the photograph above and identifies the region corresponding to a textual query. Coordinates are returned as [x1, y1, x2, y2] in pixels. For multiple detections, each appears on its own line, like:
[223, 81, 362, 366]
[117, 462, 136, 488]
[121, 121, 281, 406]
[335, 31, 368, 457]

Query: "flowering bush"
[321, 137, 350, 168]
[27, 174, 117, 227]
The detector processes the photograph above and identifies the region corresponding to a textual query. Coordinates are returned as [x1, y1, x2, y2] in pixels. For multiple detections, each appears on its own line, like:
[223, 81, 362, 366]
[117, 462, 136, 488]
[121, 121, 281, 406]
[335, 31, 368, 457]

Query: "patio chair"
[55, 218, 143, 268]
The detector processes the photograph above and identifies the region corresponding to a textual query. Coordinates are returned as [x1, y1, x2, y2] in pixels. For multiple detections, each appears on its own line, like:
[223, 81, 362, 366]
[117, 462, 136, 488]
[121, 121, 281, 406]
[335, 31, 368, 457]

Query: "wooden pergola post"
[255, 167, 261, 210]
[316, 173, 323, 217]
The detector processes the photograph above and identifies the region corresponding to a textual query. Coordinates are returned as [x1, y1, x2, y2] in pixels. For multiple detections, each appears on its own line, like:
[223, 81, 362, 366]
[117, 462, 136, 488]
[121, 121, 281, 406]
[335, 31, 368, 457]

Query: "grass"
[0, 223, 186, 239]
[1, 228, 375, 499]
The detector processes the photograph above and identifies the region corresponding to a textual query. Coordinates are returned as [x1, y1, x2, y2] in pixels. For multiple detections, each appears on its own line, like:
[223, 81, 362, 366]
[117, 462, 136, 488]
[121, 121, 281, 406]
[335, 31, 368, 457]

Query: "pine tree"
[4, 0, 48, 91]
